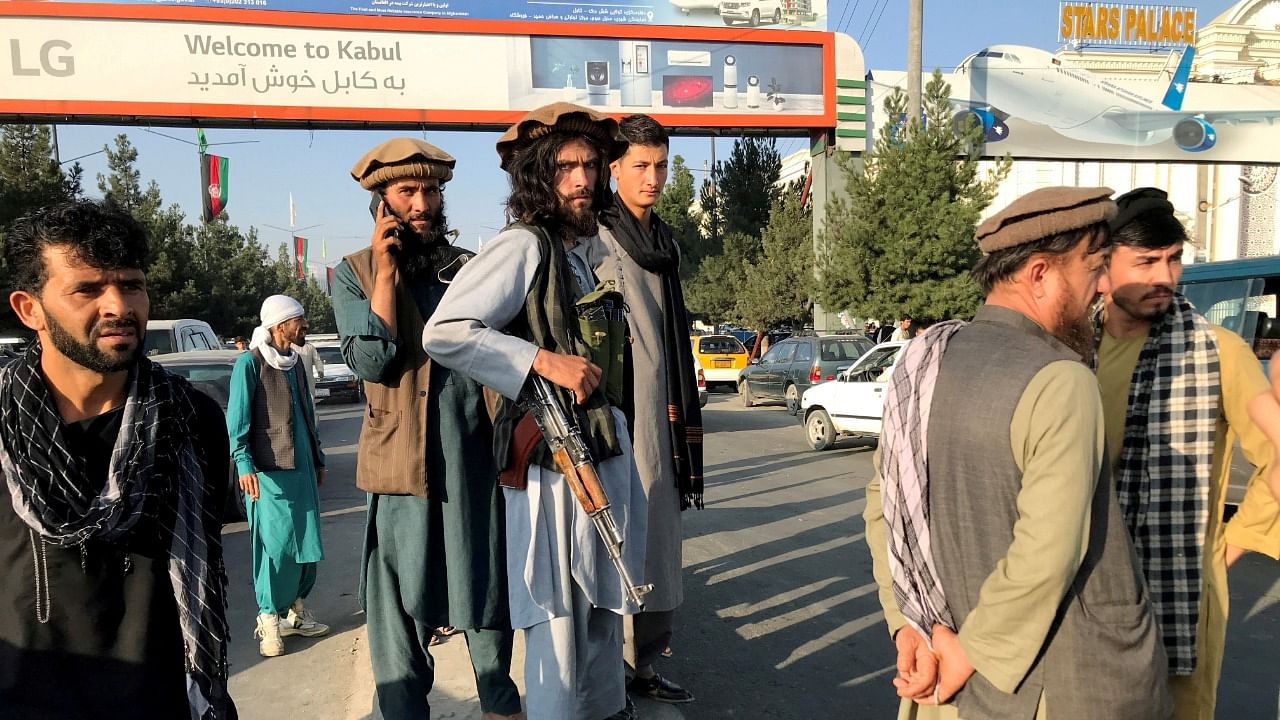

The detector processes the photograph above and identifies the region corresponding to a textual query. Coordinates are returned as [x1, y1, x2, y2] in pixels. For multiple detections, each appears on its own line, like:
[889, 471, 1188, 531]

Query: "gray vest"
[249, 348, 320, 472]
[928, 307, 1171, 719]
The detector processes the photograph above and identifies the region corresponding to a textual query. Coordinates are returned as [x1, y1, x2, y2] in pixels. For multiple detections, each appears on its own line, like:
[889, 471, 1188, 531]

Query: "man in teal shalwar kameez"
[331, 138, 521, 719]
[228, 294, 329, 658]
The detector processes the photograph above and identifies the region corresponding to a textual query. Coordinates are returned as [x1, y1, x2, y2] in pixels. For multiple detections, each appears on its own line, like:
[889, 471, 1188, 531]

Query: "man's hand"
[1225, 543, 1245, 568]
[891, 625, 938, 701]
[239, 472, 260, 501]
[533, 349, 602, 405]
[371, 200, 402, 276]
[316, 467, 326, 487]
[922, 624, 975, 705]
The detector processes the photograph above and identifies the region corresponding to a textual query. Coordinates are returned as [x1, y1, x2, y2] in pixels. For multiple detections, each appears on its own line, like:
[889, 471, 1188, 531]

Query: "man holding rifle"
[423, 103, 648, 720]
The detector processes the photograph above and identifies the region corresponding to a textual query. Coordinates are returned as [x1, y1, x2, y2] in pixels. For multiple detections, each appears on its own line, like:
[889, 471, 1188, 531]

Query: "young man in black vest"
[0, 200, 235, 719]
[424, 103, 648, 720]
[227, 294, 329, 658]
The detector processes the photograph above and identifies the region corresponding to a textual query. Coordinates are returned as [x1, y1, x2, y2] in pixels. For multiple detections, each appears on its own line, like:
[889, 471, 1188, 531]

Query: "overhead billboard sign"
[870, 45, 1280, 164]
[1058, 2, 1196, 49]
[41, 0, 828, 29]
[0, 3, 834, 130]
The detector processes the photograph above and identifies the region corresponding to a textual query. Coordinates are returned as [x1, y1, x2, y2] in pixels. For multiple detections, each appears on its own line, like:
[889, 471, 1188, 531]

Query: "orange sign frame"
[0, 2, 836, 131]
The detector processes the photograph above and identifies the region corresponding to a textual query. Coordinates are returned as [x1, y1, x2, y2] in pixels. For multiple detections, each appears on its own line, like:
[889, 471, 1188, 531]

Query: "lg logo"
[9, 39, 75, 77]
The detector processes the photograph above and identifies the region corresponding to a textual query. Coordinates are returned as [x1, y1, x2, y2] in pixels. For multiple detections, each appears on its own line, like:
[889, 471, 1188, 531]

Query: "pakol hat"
[975, 186, 1117, 253]
[1110, 187, 1175, 232]
[495, 102, 626, 172]
[351, 138, 455, 190]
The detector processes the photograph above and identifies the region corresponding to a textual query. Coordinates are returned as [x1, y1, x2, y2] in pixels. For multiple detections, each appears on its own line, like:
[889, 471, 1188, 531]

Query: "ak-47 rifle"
[521, 375, 653, 608]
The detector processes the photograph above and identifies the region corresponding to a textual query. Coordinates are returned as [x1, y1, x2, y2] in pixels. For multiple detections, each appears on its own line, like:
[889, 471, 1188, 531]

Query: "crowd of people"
[0, 100, 1276, 720]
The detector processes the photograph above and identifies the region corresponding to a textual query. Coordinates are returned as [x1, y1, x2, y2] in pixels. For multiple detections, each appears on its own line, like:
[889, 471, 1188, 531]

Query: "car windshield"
[819, 339, 869, 363]
[849, 346, 899, 377]
[315, 345, 345, 365]
[158, 362, 233, 408]
[144, 329, 174, 356]
[699, 337, 745, 355]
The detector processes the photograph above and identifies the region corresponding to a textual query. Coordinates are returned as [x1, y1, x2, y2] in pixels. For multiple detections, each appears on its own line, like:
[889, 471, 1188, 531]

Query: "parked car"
[149, 349, 244, 522]
[739, 335, 874, 414]
[144, 319, 220, 356]
[798, 340, 908, 450]
[694, 354, 708, 408]
[691, 334, 749, 391]
[719, 0, 783, 26]
[312, 340, 364, 404]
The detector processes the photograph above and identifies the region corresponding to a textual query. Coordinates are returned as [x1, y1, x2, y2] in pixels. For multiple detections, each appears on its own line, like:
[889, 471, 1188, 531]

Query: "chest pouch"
[575, 281, 629, 407]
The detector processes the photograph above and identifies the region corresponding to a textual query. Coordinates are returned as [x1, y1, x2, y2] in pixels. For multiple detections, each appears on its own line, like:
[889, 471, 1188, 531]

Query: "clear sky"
[50, 0, 1236, 269]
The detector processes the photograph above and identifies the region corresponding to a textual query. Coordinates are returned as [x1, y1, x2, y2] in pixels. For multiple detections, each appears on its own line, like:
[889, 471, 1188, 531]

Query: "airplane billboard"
[29, 0, 828, 29]
[0, 4, 834, 130]
[870, 45, 1280, 164]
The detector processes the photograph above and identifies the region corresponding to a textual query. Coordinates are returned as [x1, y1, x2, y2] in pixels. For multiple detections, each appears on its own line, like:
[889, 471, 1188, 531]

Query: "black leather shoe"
[628, 673, 694, 704]
[604, 695, 639, 720]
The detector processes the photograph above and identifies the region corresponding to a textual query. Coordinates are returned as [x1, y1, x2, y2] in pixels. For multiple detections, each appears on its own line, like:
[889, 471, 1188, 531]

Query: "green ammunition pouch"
[575, 280, 628, 408]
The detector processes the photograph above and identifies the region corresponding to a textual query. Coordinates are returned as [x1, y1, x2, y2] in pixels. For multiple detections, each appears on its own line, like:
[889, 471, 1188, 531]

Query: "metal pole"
[51, 125, 61, 164]
[906, 0, 923, 126]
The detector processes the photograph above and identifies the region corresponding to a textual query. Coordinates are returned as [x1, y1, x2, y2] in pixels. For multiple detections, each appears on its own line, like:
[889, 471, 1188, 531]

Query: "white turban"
[259, 295, 305, 330]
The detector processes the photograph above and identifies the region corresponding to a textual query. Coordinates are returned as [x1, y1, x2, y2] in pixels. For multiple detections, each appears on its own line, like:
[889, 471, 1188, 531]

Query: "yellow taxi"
[690, 334, 749, 391]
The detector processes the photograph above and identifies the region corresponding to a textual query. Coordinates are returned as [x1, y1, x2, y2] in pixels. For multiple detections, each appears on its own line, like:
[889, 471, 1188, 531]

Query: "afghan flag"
[200, 153, 229, 222]
[294, 235, 309, 279]
[325, 266, 335, 295]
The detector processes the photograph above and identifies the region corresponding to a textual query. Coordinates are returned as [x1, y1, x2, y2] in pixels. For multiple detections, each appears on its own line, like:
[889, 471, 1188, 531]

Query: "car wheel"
[750, 8, 760, 26]
[806, 409, 836, 451]
[785, 384, 800, 415]
[740, 380, 757, 408]
[772, 7, 781, 23]
[723, 17, 734, 25]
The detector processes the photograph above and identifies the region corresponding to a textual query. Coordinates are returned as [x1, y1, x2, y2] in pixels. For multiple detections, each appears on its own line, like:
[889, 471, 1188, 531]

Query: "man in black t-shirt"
[0, 200, 236, 720]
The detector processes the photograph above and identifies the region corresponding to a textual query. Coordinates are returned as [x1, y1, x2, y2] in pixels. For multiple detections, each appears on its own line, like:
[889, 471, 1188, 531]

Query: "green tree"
[683, 231, 754, 324]
[737, 186, 814, 333]
[97, 134, 162, 220]
[267, 244, 336, 334]
[817, 71, 1011, 322]
[701, 137, 781, 245]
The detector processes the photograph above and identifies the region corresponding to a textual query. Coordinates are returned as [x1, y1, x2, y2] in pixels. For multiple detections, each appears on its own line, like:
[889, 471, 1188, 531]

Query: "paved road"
[224, 392, 1280, 719]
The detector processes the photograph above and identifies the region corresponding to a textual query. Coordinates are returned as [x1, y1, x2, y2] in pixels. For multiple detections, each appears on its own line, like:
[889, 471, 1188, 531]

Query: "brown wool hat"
[351, 137, 456, 190]
[976, 186, 1118, 253]
[495, 102, 626, 172]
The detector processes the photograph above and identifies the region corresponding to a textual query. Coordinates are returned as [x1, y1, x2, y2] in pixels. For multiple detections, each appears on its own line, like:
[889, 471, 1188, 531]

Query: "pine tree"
[0, 125, 80, 228]
[737, 184, 814, 333]
[817, 71, 1011, 322]
[702, 137, 781, 244]
[97, 134, 162, 221]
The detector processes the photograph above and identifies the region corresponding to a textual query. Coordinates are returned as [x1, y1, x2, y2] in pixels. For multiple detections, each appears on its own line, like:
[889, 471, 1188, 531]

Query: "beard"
[46, 312, 142, 374]
[389, 204, 448, 280]
[1112, 286, 1174, 323]
[557, 191, 598, 238]
[1051, 303, 1098, 364]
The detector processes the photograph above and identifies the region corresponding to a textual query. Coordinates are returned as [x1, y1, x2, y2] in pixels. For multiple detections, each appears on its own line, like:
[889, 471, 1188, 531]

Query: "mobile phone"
[369, 192, 403, 254]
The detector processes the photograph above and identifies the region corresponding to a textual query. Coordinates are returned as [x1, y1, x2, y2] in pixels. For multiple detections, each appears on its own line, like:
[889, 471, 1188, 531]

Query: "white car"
[312, 340, 364, 404]
[719, 0, 784, 26]
[798, 341, 908, 450]
[693, 354, 708, 408]
[670, 0, 720, 12]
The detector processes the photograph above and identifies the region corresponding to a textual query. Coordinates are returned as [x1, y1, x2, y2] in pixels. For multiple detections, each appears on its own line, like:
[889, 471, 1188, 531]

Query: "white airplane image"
[953, 44, 1280, 152]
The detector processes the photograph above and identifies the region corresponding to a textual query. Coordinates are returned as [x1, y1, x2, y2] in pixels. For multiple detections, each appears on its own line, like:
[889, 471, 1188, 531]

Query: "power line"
[834, 0, 862, 36]
[860, 0, 893, 52]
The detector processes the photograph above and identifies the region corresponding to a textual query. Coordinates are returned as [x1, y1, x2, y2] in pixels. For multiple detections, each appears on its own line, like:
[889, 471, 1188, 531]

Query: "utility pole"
[906, 0, 923, 126]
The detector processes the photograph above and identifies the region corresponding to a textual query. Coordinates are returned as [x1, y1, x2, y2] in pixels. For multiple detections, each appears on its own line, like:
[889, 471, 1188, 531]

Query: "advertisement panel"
[0, 4, 833, 129]
[1058, 2, 1196, 49]
[40, 0, 828, 29]
[870, 46, 1280, 164]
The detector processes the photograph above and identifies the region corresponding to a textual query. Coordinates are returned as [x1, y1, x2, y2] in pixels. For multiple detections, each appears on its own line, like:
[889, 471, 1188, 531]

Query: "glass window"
[849, 346, 900, 382]
[699, 336, 746, 355]
[316, 346, 344, 365]
[144, 329, 174, 356]
[820, 339, 869, 362]
[794, 342, 812, 363]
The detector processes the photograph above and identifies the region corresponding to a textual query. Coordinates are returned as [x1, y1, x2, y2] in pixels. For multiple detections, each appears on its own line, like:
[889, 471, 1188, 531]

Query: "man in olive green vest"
[331, 139, 522, 719]
[863, 187, 1172, 719]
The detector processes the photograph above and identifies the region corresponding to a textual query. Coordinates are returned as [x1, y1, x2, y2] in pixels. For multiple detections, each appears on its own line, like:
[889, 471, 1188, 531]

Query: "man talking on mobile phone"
[329, 138, 524, 719]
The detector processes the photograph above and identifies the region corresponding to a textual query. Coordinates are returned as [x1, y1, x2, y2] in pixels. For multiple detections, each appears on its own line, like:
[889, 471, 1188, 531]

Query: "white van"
[144, 319, 220, 356]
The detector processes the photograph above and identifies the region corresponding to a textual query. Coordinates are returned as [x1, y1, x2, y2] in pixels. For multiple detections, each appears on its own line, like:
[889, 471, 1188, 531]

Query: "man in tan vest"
[330, 139, 522, 719]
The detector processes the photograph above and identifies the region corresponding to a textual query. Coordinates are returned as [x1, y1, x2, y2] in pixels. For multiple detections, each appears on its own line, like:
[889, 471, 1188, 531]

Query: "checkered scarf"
[1095, 294, 1219, 675]
[880, 321, 966, 640]
[0, 343, 235, 719]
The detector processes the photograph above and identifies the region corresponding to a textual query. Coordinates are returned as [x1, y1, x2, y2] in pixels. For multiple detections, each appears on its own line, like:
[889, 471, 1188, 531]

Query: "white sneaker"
[281, 598, 330, 638]
[255, 613, 284, 657]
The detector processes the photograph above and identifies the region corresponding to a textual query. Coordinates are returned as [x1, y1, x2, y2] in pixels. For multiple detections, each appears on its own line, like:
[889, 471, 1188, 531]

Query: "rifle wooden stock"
[550, 447, 610, 513]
